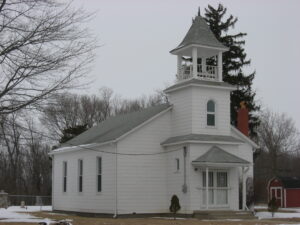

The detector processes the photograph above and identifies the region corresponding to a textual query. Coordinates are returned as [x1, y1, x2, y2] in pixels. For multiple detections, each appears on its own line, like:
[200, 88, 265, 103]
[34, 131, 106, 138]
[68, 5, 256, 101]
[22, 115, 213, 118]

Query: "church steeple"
[170, 12, 228, 82]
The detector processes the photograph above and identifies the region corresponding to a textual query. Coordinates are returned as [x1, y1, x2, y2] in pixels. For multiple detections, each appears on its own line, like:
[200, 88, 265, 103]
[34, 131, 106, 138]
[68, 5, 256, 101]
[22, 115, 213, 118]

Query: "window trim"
[78, 159, 83, 193]
[97, 157, 102, 193]
[206, 100, 216, 127]
[63, 161, 67, 193]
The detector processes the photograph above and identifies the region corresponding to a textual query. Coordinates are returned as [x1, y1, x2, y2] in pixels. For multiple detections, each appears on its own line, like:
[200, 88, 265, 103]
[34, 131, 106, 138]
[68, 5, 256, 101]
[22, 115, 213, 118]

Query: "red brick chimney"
[237, 101, 249, 137]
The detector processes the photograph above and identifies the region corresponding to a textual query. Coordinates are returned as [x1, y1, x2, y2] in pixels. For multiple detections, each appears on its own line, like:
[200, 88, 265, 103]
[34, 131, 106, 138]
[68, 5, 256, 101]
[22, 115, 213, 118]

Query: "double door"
[202, 171, 229, 207]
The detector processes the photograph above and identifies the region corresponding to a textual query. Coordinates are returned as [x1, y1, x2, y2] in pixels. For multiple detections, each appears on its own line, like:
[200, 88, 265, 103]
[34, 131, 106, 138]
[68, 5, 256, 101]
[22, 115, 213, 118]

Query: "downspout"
[113, 141, 118, 218]
[182, 146, 187, 193]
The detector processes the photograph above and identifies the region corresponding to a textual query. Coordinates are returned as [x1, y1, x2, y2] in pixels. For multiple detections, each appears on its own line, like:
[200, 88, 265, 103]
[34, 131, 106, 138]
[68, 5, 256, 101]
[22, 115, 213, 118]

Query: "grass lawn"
[1, 211, 300, 225]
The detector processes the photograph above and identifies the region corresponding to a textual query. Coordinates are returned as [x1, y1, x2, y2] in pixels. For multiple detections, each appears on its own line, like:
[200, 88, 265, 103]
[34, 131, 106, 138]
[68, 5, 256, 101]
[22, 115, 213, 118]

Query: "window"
[202, 171, 214, 187]
[78, 159, 83, 192]
[217, 172, 227, 187]
[63, 161, 67, 192]
[175, 158, 180, 172]
[202, 171, 228, 206]
[97, 157, 102, 192]
[207, 100, 215, 126]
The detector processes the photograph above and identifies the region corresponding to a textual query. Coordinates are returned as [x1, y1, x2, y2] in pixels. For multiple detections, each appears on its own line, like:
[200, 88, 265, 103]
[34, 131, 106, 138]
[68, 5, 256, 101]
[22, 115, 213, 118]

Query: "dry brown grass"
[1, 211, 300, 225]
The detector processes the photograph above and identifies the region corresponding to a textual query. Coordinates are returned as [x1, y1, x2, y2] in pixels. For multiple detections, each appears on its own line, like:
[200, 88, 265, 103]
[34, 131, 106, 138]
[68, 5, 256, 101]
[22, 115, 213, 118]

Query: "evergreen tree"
[60, 124, 88, 144]
[268, 197, 279, 217]
[169, 195, 181, 219]
[203, 4, 260, 137]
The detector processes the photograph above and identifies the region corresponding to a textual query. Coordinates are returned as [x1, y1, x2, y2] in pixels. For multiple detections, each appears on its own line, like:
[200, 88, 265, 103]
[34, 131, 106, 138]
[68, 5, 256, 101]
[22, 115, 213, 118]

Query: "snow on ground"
[256, 211, 300, 219]
[0, 206, 54, 224]
[6, 205, 52, 212]
[254, 205, 300, 220]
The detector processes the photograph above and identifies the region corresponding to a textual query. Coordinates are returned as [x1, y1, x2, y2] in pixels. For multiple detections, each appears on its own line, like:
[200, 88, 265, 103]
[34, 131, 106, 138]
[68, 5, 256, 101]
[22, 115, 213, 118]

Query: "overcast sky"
[73, 0, 300, 129]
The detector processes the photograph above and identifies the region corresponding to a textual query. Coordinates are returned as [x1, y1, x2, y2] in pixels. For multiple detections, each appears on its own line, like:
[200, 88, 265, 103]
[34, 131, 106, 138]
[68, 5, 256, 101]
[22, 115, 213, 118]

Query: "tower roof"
[170, 15, 227, 54]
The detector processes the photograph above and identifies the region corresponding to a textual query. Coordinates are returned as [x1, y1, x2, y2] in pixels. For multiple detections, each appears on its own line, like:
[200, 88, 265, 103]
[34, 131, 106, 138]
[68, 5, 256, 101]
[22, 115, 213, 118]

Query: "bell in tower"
[170, 10, 228, 82]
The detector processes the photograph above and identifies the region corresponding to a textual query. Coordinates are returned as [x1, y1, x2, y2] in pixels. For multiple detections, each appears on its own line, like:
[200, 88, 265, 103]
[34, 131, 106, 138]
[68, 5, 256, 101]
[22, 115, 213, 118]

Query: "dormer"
[170, 14, 228, 82]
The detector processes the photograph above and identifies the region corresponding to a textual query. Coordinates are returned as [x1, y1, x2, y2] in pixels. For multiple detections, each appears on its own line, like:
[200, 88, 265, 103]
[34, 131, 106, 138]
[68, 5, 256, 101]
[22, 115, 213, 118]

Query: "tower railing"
[177, 64, 218, 81]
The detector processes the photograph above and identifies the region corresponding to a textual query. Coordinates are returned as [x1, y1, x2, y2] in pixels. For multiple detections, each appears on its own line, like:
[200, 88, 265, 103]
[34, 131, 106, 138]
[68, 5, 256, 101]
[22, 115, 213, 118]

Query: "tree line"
[0, 88, 167, 195]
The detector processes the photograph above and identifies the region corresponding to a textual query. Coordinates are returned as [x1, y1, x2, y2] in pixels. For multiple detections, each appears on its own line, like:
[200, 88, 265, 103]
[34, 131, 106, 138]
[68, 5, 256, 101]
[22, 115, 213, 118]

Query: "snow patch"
[256, 211, 300, 219]
[0, 206, 54, 224]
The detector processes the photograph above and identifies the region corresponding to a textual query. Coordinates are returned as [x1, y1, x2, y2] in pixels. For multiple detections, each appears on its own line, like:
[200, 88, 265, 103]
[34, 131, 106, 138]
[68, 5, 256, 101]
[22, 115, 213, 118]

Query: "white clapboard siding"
[116, 110, 172, 214]
[52, 144, 116, 214]
[168, 88, 193, 136]
[191, 86, 231, 135]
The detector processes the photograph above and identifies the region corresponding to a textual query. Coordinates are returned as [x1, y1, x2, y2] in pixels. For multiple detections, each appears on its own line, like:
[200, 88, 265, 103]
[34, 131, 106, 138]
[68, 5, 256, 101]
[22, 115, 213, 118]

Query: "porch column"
[218, 51, 222, 82]
[202, 57, 207, 74]
[242, 166, 246, 210]
[206, 167, 209, 209]
[192, 47, 198, 78]
[177, 55, 182, 78]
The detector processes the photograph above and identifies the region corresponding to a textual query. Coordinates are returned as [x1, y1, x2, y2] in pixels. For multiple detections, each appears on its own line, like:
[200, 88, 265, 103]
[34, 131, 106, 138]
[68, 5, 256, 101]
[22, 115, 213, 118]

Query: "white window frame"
[270, 187, 283, 207]
[206, 100, 216, 127]
[201, 170, 229, 207]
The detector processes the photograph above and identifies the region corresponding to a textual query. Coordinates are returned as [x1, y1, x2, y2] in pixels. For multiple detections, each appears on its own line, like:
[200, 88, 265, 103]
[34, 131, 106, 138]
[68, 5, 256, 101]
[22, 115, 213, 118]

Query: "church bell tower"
[170, 12, 228, 83]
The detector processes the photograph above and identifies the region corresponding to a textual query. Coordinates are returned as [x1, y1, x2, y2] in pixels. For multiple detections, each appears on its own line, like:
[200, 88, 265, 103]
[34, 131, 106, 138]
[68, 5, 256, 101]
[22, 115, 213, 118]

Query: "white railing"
[177, 64, 218, 81]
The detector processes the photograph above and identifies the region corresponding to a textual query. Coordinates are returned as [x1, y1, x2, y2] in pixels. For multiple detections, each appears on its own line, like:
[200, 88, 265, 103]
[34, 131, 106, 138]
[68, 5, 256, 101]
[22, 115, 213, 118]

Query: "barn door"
[270, 187, 283, 207]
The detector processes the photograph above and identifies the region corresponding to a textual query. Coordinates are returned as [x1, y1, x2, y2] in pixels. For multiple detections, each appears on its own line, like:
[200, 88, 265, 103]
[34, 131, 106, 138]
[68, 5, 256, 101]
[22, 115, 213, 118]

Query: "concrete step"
[193, 210, 257, 220]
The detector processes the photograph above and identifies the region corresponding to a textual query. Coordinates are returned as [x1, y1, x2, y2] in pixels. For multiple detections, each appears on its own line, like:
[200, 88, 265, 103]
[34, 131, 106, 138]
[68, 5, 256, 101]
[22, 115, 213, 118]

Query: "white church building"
[50, 14, 258, 216]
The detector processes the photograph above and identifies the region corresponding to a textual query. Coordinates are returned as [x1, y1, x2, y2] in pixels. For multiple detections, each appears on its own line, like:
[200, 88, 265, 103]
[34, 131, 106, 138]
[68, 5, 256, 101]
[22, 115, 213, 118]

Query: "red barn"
[267, 177, 300, 208]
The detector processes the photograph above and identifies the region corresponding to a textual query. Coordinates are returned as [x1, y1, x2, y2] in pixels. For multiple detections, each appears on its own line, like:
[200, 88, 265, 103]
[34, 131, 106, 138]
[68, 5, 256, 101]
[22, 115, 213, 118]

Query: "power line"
[1, 120, 184, 156]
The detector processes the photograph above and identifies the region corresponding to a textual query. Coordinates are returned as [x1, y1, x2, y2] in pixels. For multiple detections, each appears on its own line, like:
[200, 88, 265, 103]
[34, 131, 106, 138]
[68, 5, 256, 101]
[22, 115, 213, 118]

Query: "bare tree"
[257, 109, 300, 176]
[0, 0, 96, 115]
[23, 119, 51, 195]
[0, 113, 52, 195]
[41, 88, 114, 140]
[0, 113, 25, 193]
[254, 109, 300, 203]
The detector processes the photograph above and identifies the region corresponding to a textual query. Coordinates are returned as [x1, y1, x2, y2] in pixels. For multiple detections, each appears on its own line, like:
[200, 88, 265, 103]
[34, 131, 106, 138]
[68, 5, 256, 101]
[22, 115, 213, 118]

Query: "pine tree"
[268, 197, 279, 217]
[59, 124, 88, 144]
[203, 4, 260, 137]
[169, 195, 181, 219]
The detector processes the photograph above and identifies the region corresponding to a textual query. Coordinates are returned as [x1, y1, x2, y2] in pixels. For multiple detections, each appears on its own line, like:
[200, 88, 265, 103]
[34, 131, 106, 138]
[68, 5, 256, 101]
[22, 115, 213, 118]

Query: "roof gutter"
[48, 141, 115, 155]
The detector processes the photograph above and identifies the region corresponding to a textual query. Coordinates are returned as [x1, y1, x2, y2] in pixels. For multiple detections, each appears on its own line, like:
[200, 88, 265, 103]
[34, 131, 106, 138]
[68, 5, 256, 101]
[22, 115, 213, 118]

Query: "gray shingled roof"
[62, 104, 171, 147]
[171, 16, 227, 53]
[161, 134, 243, 146]
[164, 78, 236, 93]
[193, 146, 250, 164]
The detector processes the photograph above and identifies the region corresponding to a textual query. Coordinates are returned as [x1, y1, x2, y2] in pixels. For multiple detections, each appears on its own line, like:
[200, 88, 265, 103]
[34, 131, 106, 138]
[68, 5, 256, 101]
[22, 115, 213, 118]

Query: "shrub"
[169, 195, 181, 219]
[268, 197, 279, 217]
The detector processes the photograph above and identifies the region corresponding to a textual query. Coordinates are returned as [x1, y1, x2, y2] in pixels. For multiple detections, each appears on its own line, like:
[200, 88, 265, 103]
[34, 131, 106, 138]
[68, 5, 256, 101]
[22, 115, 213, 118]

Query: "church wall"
[191, 86, 231, 135]
[116, 110, 171, 214]
[165, 144, 192, 214]
[52, 144, 116, 214]
[168, 88, 193, 136]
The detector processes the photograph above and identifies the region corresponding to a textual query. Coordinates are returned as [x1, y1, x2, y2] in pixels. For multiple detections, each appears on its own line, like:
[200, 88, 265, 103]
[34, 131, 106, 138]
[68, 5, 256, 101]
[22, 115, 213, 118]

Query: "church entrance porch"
[191, 146, 251, 211]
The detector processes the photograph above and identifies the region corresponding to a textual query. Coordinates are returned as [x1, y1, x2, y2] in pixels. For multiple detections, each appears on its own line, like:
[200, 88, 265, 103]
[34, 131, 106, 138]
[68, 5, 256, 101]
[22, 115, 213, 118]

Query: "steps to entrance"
[193, 210, 257, 220]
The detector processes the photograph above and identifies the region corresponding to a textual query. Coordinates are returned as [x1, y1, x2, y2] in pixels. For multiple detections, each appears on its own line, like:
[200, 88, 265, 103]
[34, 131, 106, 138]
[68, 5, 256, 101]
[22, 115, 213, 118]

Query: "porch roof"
[192, 146, 250, 166]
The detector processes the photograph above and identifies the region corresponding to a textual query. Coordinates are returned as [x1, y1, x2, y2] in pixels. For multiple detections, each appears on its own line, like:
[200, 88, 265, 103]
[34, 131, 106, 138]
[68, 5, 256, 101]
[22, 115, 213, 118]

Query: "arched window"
[207, 100, 215, 126]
